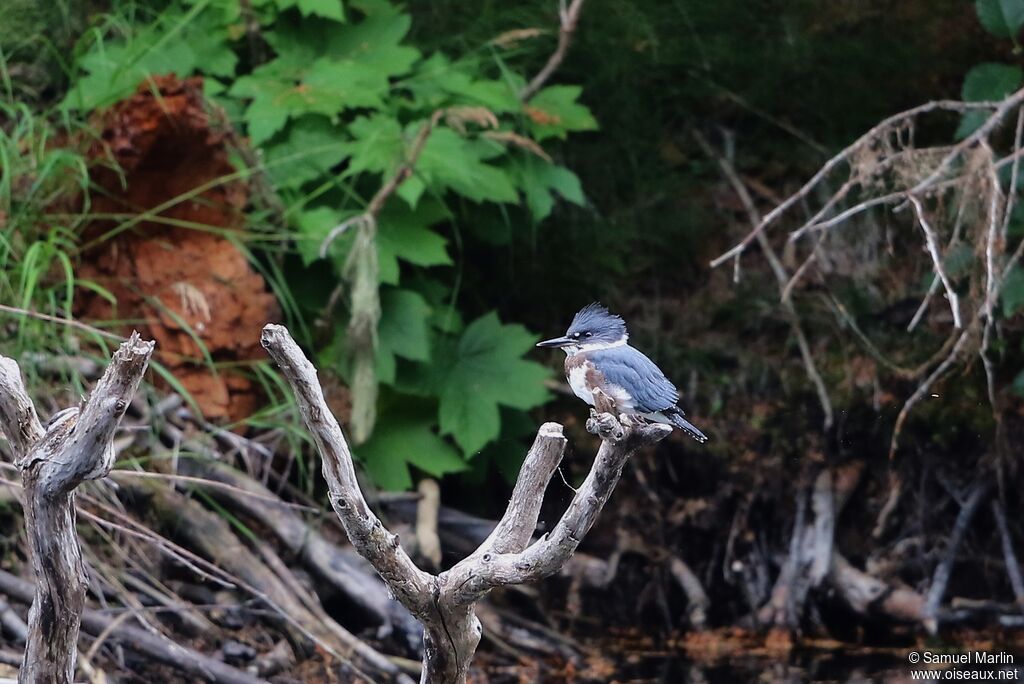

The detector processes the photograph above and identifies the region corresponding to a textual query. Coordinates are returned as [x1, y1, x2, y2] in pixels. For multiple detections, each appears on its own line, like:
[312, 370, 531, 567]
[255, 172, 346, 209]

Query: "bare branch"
[709, 98, 1009, 268]
[0, 358, 43, 463]
[263, 323, 668, 683]
[693, 130, 833, 430]
[520, 0, 587, 102]
[259, 324, 434, 617]
[447, 414, 670, 604]
[14, 332, 154, 684]
[910, 87, 1024, 195]
[478, 423, 567, 555]
[992, 500, 1024, 607]
[924, 480, 989, 634]
[888, 327, 974, 461]
[909, 195, 961, 329]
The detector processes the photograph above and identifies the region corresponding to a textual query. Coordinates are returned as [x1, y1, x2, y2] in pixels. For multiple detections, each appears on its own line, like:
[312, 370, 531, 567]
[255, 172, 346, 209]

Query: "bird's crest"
[568, 302, 628, 342]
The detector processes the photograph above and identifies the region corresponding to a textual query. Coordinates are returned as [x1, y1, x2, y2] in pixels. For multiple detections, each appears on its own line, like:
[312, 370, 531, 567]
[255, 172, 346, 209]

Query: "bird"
[537, 303, 708, 443]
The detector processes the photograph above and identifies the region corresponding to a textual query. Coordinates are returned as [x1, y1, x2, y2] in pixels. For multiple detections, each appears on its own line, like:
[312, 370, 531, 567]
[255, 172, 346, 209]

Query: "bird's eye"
[585, 332, 593, 338]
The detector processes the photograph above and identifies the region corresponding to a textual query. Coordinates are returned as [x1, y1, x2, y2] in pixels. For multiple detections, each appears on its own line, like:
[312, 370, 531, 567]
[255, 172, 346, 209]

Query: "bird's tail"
[664, 407, 709, 444]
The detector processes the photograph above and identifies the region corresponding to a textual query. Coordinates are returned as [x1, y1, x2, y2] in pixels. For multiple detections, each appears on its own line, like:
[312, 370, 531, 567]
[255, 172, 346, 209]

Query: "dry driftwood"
[0, 568, 264, 684]
[140, 481, 414, 683]
[173, 457, 419, 639]
[0, 333, 154, 684]
[261, 323, 671, 684]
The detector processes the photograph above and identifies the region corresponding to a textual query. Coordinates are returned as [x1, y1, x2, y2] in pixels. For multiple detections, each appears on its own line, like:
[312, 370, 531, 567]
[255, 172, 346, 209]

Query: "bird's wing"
[590, 345, 680, 413]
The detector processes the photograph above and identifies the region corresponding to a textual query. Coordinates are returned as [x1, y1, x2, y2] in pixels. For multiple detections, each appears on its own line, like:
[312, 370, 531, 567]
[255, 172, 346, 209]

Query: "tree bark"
[261, 323, 671, 684]
[0, 333, 154, 684]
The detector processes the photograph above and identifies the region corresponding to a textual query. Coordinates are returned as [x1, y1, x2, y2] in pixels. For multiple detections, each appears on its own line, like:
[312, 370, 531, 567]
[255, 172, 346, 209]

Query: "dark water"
[608, 648, 1024, 683]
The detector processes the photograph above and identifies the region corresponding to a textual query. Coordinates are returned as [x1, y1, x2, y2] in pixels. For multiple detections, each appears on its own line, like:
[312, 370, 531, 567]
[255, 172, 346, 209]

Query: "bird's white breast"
[567, 364, 594, 405]
[567, 359, 635, 410]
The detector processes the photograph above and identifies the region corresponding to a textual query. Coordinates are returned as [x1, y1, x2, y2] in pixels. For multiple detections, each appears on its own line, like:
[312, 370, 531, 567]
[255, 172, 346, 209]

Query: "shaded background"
[2, 0, 1024, 681]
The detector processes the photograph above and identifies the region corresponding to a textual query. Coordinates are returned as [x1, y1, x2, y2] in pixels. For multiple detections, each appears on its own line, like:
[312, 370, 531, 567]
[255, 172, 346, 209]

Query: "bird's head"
[537, 303, 629, 354]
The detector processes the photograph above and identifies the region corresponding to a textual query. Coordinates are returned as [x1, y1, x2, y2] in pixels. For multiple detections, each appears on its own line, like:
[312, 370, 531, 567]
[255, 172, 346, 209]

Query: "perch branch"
[259, 324, 434, 617]
[447, 413, 669, 603]
[1, 333, 154, 684]
[262, 323, 669, 684]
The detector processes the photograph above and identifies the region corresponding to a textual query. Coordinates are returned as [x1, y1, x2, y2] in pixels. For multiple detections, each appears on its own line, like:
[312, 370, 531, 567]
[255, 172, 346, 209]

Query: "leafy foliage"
[957, 63, 1024, 138]
[60, 0, 592, 488]
[975, 0, 1024, 40]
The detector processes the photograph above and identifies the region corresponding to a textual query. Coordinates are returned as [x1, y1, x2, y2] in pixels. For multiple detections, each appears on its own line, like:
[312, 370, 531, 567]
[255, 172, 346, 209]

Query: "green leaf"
[376, 200, 452, 284]
[294, 206, 356, 265]
[340, 114, 405, 178]
[356, 398, 467, 490]
[230, 7, 419, 144]
[379, 287, 432, 362]
[409, 313, 550, 456]
[1002, 265, 1024, 317]
[186, 9, 238, 77]
[525, 85, 599, 141]
[512, 156, 586, 220]
[405, 53, 521, 113]
[275, 0, 345, 21]
[263, 116, 350, 188]
[402, 126, 519, 205]
[956, 63, 1023, 138]
[231, 53, 388, 144]
[976, 0, 1024, 38]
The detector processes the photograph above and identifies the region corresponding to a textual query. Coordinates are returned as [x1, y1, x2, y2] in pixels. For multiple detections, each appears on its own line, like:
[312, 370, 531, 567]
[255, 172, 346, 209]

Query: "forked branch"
[261, 323, 670, 684]
[0, 332, 154, 684]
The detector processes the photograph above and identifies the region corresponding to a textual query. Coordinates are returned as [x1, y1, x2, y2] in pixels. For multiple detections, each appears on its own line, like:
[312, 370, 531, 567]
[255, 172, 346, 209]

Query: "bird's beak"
[536, 336, 573, 348]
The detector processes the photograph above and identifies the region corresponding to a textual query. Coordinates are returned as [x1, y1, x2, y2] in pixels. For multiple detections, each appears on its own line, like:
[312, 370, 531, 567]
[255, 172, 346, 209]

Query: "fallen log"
[0, 569, 265, 684]
[172, 458, 419, 641]
[139, 482, 416, 683]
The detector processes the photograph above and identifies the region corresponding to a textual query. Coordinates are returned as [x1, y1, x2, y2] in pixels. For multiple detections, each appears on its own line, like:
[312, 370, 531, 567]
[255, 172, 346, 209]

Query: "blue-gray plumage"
[537, 303, 708, 443]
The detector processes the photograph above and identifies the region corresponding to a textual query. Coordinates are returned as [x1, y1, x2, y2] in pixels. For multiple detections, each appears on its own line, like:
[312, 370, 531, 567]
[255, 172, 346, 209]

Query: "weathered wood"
[0, 333, 154, 684]
[172, 458, 417, 635]
[261, 323, 671, 684]
[141, 482, 414, 683]
[0, 568, 265, 684]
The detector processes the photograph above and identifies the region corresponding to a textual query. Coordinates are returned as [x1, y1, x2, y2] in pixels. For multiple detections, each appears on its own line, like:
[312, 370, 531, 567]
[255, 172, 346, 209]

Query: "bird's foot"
[587, 410, 626, 443]
[619, 413, 639, 427]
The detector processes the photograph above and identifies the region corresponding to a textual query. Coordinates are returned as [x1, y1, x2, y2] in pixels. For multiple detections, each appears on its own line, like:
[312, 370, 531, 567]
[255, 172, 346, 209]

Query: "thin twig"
[520, 0, 587, 102]
[709, 98, 1009, 268]
[693, 130, 833, 430]
[908, 195, 961, 329]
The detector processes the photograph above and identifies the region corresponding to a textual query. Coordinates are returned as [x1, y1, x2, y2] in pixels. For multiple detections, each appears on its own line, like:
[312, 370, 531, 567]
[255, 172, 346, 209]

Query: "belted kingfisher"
[537, 303, 708, 443]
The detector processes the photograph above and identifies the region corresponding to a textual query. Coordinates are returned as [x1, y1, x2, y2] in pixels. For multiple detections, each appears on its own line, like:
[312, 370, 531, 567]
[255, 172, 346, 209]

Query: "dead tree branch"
[520, 0, 587, 102]
[0, 333, 154, 684]
[693, 129, 833, 431]
[261, 323, 670, 684]
[709, 95, 1018, 268]
[923, 480, 989, 634]
[0, 569, 264, 684]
